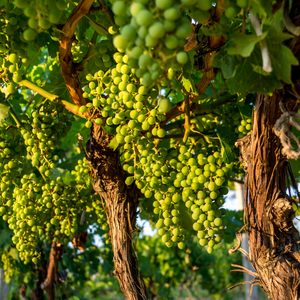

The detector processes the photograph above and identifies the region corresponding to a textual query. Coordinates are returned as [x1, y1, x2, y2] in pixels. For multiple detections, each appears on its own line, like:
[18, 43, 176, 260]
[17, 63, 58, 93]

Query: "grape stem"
[19, 79, 85, 118]
[183, 95, 191, 143]
[81, 31, 98, 68]
[162, 94, 236, 131]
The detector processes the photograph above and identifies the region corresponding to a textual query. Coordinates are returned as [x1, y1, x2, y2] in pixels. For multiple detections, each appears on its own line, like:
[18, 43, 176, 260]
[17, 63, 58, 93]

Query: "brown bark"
[86, 125, 147, 300]
[235, 3, 300, 299]
[41, 242, 64, 300]
[59, 0, 95, 107]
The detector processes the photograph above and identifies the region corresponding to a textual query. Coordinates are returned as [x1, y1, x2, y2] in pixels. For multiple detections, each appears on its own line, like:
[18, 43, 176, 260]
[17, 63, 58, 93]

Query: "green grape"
[7, 83, 16, 94]
[49, 9, 62, 24]
[121, 25, 137, 41]
[23, 29, 36, 41]
[130, 2, 145, 17]
[136, 10, 153, 27]
[164, 7, 181, 21]
[199, 238, 208, 246]
[155, 0, 173, 10]
[159, 98, 172, 113]
[113, 35, 128, 52]
[24, 7, 37, 18]
[112, 1, 127, 15]
[149, 22, 165, 39]
[176, 52, 188, 64]
[190, 9, 209, 24]
[225, 6, 238, 19]
[207, 246, 214, 254]
[197, 0, 212, 11]
[8, 53, 18, 64]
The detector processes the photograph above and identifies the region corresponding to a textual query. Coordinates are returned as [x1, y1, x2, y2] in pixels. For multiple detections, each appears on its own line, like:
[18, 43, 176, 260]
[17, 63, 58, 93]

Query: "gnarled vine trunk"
[236, 2, 300, 298]
[237, 91, 300, 299]
[86, 125, 147, 300]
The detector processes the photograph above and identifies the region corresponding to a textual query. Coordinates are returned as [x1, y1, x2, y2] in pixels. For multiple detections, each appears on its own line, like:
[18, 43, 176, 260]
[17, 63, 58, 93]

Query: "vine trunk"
[86, 125, 147, 300]
[236, 2, 300, 298]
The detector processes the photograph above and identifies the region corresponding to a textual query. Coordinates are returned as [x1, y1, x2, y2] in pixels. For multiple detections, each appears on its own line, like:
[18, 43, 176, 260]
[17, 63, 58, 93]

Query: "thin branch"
[228, 279, 257, 290]
[19, 79, 85, 118]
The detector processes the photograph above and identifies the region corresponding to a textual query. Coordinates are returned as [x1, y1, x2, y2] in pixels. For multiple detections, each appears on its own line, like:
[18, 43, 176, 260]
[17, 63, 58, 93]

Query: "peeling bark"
[235, 3, 300, 298]
[86, 125, 147, 300]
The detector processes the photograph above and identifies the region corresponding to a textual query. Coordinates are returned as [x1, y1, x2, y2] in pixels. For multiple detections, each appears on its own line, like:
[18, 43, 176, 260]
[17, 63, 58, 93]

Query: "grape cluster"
[80, 51, 165, 131]
[13, 0, 67, 34]
[0, 101, 110, 263]
[134, 147, 230, 253]
[1, 250, 17, 282]
[111, 0, 193, 87]
[81, 49, 236, 253]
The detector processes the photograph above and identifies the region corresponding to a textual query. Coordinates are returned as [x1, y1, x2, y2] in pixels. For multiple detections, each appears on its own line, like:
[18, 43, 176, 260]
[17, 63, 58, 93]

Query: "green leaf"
[0, 0, 7, 7]
[36, 32, 59, 58]
[213, 47, 241, 79]
[216, 127, 237, 163]
[102, 125, 117, 135]
[252, 0, 273, 17]
[181, 74, 197, 94]
[221, 46, 282, 95]
[0, 229, 12, 250]
[47, 38, 60, 58]
[238, 105, 252, 120]
[0, 103, 10, 121]
[76, 17, 90, 40]
[107, 136, 119, 151]
[227, 32, 267, 57]
[8, 248, 18, 260]
[50, 168, 66, 180]
[85, 16, 108, 36]
[264, 25, 298, 84]
[202, 23, 224, 36]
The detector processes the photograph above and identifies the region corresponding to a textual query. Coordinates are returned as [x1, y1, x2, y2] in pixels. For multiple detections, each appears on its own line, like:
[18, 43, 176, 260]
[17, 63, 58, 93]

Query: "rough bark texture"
[235, 2, 300, 299]
[86, 125, 147, 300]
[41, 242, 64, 300]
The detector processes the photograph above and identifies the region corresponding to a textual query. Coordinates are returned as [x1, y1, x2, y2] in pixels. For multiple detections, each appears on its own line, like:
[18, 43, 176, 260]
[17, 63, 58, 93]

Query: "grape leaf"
[9, 248, 18, 260]
[76, 17, 90, 40]
[264, 25, 298, 84]
[252, 0, 273, 17]
[216, 127, 237, 163]
[213, 47, 241, 79]
[107, 136, 119, 151]
[102, 125, 117, 135]
[227, 32, 267, 57]
[36, 32, 59, 58]
[215, 45, 282, 95]
[181, 74, 197, 94]
[0, 103, 10, 121]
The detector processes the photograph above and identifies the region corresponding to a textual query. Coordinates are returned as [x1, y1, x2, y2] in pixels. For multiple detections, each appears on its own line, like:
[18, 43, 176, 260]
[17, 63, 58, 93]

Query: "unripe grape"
[136, 10, 153, 27]
[113, 1, 127, 15]
[156, 0, 173, 10]
[176, 52, 188, 64]
[158, 98, 172, 113]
